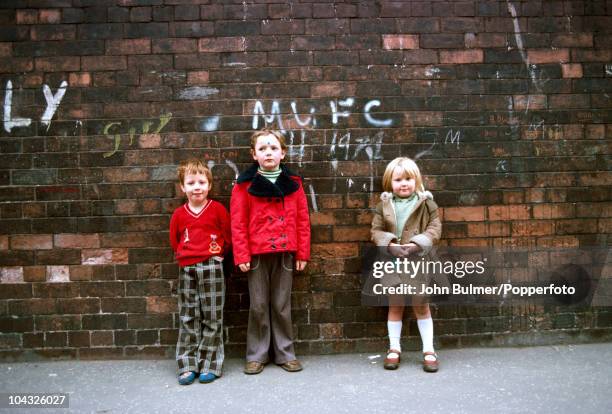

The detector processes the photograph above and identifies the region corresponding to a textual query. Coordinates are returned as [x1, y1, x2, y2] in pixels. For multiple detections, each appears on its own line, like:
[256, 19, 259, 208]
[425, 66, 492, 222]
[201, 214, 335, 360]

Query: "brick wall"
[1, 0, 611, 360]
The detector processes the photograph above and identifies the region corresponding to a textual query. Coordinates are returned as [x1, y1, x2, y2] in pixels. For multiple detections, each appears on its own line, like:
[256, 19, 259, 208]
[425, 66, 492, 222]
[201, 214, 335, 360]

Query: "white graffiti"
[200, 115, 220, 132]
[251, 98, 393, 131]
[445, 129, 461, 148]
[3, 80, 68, 133]
[308, 184, 318, 212]
[178, 86, 219, 100]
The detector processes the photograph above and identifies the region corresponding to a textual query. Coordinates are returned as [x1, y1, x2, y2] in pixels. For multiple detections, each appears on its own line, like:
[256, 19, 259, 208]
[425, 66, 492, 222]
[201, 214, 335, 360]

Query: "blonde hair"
[250, 128, 287, 151]
[382, 157, 425, 193]
[177, 158, 213, 187]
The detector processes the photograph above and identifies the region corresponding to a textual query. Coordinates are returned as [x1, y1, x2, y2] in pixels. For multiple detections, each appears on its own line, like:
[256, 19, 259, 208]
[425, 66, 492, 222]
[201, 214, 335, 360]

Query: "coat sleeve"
[295, 180, 311, 261]
[409, 199, 442, 256]
[230, 184, 250, 265]
[169, 210, 180, 253]
[370, 202, 398, 247]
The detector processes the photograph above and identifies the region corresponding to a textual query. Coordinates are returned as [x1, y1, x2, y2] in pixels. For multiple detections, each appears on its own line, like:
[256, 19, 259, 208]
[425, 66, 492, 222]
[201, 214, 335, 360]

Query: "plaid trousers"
[176, 258, 225, 376]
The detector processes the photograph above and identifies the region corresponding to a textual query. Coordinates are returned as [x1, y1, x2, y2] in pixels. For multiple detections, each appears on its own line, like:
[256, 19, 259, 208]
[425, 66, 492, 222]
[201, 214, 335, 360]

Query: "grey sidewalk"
[1, 343, 611, 414]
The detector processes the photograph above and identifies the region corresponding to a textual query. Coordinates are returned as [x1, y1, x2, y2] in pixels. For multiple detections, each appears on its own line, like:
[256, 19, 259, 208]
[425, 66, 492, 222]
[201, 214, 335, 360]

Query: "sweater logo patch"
[209, 234, 221, 254]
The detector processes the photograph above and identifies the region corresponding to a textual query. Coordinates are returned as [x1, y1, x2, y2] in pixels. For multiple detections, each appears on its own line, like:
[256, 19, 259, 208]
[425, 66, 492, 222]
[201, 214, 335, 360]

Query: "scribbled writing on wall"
[3, 80, 68, 133]
[102, 113, 172, 158]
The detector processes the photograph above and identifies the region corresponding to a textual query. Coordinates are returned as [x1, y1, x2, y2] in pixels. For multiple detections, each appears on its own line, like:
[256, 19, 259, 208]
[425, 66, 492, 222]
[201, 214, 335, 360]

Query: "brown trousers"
[246, 252, 296, 365]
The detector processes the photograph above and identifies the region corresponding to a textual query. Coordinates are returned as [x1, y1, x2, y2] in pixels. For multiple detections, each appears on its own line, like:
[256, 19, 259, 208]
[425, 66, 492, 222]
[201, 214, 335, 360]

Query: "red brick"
[113, 201, 138, 218]
[311, 82, 356, 97]
[527, 49, 569, 64]
[187, 70, 209, 85]
[511, 221, 554, 237]
[54, 234, 100, 249]
[0, 236, 8, 250]
[68, 265, 93, 281]
[561, 64, 582, 78]
[10, 235, 53, 250]
[9, 299, 55, 316]
[310, 212, 334, 226]
[332, 226, 370, 241]
[146, 296, 177, 313]
[551, 33, 593, 47]
[440, 49, 483, 63]
[138, 134, 161, 149]
[311, 243, 359, 258]
[488, 205, 531, 221]
[91, 331, 114, 347]
[35, 56, 80, 72]
[382, 35, 419, 50]
[39, 9, 61, 24]
[577, 172, 611, 186]
[16, 10, 38, 24]
[537, 236, 579, 248]
[68, 72, 91, 87]
[199, 37, 245, 52]
[82, 249, 128, 265]
[31, 25, 76, 41]
[106, 39, 151, 55]
[82, 56, 126, 71]
[23, 266, 46, 282]
[103, 168, 149, 182]
[0, 43, 12, 57]
[571, 49, 612, 62]
[443, 207, 486, 222]
[464, 33, 506, 48]
[152, 38, 197, 54]
[532, 204, 576, 219]
[320, 323, 343, 339]
[404, 111, 443, 126]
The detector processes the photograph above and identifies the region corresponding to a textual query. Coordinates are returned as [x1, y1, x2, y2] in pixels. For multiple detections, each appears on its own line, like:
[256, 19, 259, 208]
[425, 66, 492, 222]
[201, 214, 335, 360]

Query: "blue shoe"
[178, 371, 196, 385]
[199, 372, 218, 383]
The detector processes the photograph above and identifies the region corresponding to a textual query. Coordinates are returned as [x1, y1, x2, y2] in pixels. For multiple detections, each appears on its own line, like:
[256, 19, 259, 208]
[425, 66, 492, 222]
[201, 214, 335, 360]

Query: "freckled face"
[181, 172, 210, 207]
[251, 134, 286, 171]
[391, 167, 416, 198]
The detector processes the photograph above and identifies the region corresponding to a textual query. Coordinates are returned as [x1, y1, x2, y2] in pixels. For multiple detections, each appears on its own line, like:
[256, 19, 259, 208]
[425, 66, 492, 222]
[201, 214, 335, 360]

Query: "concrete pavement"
[1, 343, 611, 413]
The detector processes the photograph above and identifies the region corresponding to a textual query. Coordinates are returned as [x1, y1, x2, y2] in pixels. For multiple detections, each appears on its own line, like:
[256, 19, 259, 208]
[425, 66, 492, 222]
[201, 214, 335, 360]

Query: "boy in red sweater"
[231, 129, 311, 375]
[169, 159, 231, 385]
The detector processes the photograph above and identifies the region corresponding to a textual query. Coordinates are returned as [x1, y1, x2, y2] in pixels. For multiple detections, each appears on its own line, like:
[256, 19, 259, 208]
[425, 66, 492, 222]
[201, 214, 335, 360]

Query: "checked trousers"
[176, 258, 225, 376]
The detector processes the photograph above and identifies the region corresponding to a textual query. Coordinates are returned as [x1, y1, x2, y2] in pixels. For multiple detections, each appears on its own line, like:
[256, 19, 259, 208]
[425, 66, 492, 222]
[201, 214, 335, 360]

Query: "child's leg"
[269, 252, 296, 364]
[387, 299, 404, 352]
[176, 265, 201, 375]
[413, 303, 434, 353]
[197, 259, 225, 376]
[246, 255, 271, 363]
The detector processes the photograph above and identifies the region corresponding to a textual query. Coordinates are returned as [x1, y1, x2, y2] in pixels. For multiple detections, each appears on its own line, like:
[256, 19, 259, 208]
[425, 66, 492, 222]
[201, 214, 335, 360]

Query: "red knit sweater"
[169, 200, 231, 267]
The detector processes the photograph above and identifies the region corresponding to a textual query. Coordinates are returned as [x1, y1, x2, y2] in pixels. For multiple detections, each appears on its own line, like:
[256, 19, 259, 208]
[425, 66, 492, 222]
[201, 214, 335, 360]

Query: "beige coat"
[371, 191, 442, 253]
[368, 191, 446, 296]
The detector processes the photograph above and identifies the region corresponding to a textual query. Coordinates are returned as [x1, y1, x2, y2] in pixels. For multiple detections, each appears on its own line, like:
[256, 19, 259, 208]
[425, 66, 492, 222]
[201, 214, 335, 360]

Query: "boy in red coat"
[169, 159, 231, 385]
[231, 129, 311, 374]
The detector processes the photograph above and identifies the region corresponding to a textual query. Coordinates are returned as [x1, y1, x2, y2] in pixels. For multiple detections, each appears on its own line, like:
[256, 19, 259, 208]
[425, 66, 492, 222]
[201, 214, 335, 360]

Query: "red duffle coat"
[230, 163, 311, 266]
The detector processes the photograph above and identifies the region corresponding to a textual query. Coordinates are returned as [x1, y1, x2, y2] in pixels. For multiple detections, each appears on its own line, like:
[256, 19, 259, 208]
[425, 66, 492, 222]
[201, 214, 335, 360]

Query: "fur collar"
[237, 163, 300, 197]
[380, 191, 433, 202]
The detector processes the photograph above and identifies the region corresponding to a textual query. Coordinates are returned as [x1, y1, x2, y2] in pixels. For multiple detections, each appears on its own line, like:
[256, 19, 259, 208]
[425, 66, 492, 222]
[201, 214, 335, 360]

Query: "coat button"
[279, 216, 284, 222]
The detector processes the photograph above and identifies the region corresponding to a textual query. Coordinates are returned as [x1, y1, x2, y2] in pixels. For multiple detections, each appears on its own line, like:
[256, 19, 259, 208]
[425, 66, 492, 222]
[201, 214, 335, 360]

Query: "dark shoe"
[384, 349, 401, 370]
[280, 360, 303, 372]
[178, 371, 197, 385]
[244, 361, 265, 375]
[423, 352, 439, 373]
[199, 372, 218, 383]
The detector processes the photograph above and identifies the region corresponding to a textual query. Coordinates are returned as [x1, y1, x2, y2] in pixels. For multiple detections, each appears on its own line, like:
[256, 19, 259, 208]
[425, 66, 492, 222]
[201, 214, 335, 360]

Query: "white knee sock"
[387, 320, 402, 352]
[417, 317, 434, 354]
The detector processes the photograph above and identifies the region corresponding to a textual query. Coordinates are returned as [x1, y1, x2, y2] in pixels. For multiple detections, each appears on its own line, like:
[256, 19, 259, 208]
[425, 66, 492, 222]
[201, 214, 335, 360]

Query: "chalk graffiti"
[3, 80, 67, 133]
[251, 98, 393, 132]
[199, 115, 220, 132]
[444, 129, 461, 148]
[178, 86, 219, 100]
[103, 112, 172, 158]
